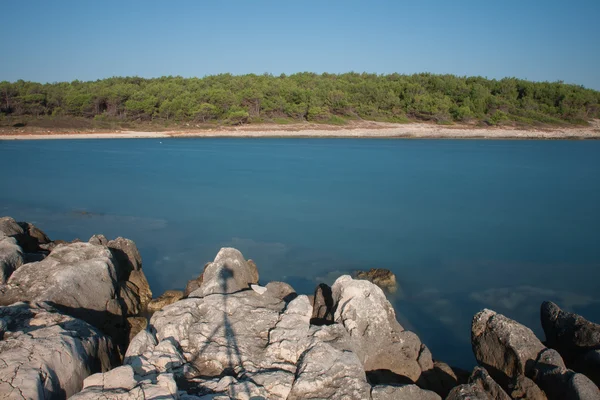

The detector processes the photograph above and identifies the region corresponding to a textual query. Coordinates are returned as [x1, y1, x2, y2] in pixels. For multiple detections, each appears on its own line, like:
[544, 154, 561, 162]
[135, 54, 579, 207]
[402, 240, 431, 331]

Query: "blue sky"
[2, 0, 599, 89]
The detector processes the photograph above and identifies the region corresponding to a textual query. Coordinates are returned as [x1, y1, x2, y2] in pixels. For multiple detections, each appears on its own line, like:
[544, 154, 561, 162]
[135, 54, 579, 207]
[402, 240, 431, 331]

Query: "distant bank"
[1, 120, 599, 140]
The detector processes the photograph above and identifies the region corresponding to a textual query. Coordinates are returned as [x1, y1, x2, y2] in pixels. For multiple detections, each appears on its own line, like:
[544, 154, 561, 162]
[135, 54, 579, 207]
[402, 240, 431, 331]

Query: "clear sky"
[2, 0, 599, 89]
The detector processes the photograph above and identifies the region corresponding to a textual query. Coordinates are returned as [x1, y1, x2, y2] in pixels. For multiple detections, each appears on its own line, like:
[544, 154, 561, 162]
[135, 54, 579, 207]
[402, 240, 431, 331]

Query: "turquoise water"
[1, 138, 599, 368]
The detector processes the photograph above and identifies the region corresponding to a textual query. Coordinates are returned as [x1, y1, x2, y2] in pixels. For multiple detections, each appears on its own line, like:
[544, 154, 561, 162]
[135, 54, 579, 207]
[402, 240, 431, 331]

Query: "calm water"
[1, 138, 599, 368]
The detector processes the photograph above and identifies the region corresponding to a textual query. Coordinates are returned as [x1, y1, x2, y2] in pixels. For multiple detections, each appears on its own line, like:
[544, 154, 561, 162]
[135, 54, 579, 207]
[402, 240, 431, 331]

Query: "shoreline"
[1, 120, 599, 140]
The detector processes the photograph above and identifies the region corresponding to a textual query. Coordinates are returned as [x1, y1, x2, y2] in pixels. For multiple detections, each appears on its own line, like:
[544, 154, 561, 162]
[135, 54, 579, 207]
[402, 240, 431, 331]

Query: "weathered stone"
[0, 302, 117, 399]
[471, 309, 545, 386]
[541, 301, 600, 357]
[71, 372, 180, 399]
[469, 366, 511, 400]
[331, 275, 422, 383]
[446, 383, 495, 400]
[83, 365, 137, 390]
[88, 234, 108, 246]
[147, 290, 184, 312]
[264, 281, 296, 302]
[0, 236, 23, 283]
[0, 217, 24, 238]
[251, 284, 267, 294]
[507, 375, 547, 400]
[287, 341, 371, 400]
[354, 268, 398, 293]
[311, 283, 334, 325]
[371, 384, 441, 400]
[0, 240, 149, 348]
[565, 372, 600, 400]
[189, 248, 259, 297]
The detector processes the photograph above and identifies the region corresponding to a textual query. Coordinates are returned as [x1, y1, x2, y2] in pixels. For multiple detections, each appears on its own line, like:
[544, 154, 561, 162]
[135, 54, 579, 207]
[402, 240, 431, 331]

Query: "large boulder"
[0, 302, 117, 399]
[0, 240, 150, 348]
[188, 248, 259, 297]
[541, 301, 600, 385]
[331, 275, 424, 383]
[471, 309, 545, 386]
[1, 217, 51, 258]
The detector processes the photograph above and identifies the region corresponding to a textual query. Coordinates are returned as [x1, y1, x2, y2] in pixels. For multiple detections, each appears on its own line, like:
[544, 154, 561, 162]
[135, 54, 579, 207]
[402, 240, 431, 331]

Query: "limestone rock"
[0, 302, 117, 399]
[70, 372, 180, 399]
[184, 263, 210, 297]
[189, 248, 259, 297]
[354, 268, 398, 293]
[287, 341, 371, 400]
[147, 290, 184, 312]
[471, 309, 545, 386]
[331, 275, 422, 383]
[0, 217, 24, 238]
[0, 240, 150, 348]
[371, 384, 441, 400]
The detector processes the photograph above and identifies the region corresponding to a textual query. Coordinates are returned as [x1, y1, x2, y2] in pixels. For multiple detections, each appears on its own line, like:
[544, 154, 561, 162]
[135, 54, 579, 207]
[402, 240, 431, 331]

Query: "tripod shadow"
[197, 266, 253, 398]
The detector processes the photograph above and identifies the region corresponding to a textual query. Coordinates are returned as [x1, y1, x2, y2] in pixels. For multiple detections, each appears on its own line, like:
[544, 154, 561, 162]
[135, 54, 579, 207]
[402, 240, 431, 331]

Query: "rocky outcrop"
[472, 309, 546, 385]
[354, 268, 398, 293]
[0, 220, 152, 351]
[72, 248, 444, 399]
[541, 301, 600, 386]
[331, 275, 424, 383]
[0, 302, 118, 399]
[187, 248, 259, 297]
[472, 308, 600, 400]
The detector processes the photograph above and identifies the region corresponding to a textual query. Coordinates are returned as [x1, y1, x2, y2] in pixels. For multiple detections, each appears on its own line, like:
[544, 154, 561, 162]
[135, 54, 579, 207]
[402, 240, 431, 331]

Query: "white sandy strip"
[1, 123, 599, 140]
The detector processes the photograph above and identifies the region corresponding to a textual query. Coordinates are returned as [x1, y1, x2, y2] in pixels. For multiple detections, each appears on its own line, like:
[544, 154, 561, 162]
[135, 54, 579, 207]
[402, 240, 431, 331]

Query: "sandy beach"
[1, 120, 599, 140]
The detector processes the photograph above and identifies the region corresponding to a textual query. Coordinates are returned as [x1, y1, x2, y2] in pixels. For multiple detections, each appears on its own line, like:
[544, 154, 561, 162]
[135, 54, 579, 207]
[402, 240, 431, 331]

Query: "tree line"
[1, 73, 599, 126]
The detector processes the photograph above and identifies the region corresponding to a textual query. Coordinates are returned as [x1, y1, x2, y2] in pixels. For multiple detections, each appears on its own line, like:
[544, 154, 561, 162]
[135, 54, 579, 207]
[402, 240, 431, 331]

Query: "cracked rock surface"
[0, 302, 117, 399]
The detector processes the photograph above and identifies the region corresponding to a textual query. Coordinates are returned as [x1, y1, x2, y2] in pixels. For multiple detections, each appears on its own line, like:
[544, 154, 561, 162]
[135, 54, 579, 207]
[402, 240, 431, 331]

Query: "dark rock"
[354, 268, 398, 293]
[565, 372, 600, 400]
[469, 366, 511, 400]
[471, 308, 545, 387]
[508, 375, 547, 400]
[541, 301, 600, 357]
[311, 282, 334, 325]
[147, 290, 184, 312]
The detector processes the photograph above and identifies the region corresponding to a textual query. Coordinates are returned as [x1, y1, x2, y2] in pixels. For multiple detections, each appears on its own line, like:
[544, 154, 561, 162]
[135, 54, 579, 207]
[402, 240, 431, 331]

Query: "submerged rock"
[0, 302, 117, 399]
[354, 268, 398, 293]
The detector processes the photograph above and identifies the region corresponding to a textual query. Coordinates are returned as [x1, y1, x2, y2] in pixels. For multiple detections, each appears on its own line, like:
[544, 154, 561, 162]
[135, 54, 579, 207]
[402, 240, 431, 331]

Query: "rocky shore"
[1, 216, 599, 399]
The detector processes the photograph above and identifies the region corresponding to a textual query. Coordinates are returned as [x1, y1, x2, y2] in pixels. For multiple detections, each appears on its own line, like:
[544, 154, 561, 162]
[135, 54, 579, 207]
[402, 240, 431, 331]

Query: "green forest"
[1, 73, 599, 129]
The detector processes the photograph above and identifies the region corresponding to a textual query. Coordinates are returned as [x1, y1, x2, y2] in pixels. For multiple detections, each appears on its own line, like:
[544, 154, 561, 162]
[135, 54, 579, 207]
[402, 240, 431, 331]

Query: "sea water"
[1, 138, 599, 368]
